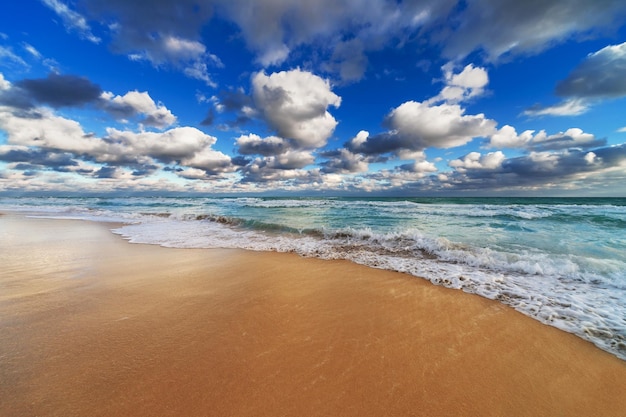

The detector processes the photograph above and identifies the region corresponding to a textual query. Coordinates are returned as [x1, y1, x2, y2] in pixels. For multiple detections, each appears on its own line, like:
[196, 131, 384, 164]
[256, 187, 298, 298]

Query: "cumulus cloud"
[99, 90, 177, 128]
[439, 145, 626, 192]
[240, 155, 317, 183]
[41, 0, 101, 43]
[235, 134, 289, 156]
[0, 73, 178, 129]
[432, 63, 489, 103]
[0, 103, 233, 177]
[0, 73, 11, 91]
[101, 127, 221, 164]
[252, 69, 341, 149]
[0, 145, 79, 170]
[490, 125, 606, 151]
[179, 146, 234, 175]
[0, 107, 100, 154]
[449, 151, 506, 172]
[556, 42, 626, 99]
[442, 0, 626, 60]
[398, 157, 438, 174]
[349, 101, 496, 155]
[320, 148, 369, 174]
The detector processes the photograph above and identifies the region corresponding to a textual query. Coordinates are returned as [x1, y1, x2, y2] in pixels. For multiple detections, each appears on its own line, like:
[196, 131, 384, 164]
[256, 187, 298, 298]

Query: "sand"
[1, 213, 625, 417]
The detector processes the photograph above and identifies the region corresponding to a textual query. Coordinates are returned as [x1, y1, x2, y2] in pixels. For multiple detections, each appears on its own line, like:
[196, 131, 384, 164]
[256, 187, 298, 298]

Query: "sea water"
[2, 196, 625, 360]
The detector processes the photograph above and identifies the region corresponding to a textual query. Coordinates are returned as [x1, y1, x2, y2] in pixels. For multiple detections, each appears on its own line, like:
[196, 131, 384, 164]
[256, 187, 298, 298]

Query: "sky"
[1, 0, 626, 196]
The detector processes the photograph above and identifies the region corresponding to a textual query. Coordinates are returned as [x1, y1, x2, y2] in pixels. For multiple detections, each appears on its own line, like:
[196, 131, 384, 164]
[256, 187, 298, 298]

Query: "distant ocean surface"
[2, 196, 625, 360]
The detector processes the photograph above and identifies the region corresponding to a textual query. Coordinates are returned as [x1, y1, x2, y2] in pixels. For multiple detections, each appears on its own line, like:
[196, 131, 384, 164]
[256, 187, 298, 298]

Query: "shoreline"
[1, 213, 625, 416]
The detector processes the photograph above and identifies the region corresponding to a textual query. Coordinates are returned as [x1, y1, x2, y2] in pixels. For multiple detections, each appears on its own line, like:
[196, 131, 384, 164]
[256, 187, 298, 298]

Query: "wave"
[3, 196, 625, 360]
[109, 215, 626, 360]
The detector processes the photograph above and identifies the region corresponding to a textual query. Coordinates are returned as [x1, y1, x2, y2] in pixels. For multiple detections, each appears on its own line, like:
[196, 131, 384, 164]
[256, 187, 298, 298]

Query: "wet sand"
[1, 213, 625, 417]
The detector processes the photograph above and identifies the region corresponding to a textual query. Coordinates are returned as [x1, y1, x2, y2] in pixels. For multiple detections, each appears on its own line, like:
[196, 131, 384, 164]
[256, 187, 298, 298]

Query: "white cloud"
[433, 63, 489, 103]
[348, 64, 496, 158]
[41, 0, 101, 43]
[127, 34, 219, 86]
[252, 69, 341, 149]
[161, 36, 205, 62]
[183, 61, 217, 88]
[0, 104, 232, 174]
[401, 158, 438, 174]
[100, 90, 177, 129]
[180, 146, 234, 174]
[584, 152, 598, 164]
[0, 73, 10, 91]
[321, 148, 369, 174]
[22, 43, 42, 59]
[523, 98, 590, 117]
[175, 167, 210, 180]
[490, 125, 535, 148]
[449, 151, 506, 172]
[489, 126, 604, 151]
[257, 44, 290, 67]
[527, 151, 560, 172]
[385, 100, 496, 149]
[266, 150, 315, 170]
[0, 46, 28, 69]
[0, 107, 101, 154]
[103, 126, 218, 163]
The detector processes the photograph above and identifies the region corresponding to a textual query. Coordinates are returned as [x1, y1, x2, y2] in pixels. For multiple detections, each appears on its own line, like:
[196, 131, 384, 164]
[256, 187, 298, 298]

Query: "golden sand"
[1, 213, 625, 417]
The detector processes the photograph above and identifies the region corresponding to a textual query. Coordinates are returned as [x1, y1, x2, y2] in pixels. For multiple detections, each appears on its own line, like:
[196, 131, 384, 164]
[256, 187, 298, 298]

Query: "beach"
[1, 213, 625, 417]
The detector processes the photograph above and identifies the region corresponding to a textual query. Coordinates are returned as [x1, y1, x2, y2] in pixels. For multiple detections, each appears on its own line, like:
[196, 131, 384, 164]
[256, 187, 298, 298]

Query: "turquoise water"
[2, 196, 625, 360]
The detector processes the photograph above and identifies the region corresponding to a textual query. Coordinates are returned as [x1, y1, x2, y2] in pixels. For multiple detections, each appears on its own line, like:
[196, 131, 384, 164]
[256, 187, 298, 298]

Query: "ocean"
[1, 196, 625, 360]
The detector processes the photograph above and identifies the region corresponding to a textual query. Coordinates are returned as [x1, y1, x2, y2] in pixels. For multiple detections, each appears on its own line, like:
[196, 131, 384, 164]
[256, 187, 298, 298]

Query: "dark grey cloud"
[219, 88, 254, 112]
[200, 109, 215, 126]
[530, 136, 606, 152]
[46, 0, 626, 87]
[443, 0, 626, 60]
[320, 149, 368, 174]
[2, 75, 176, 128]
[76, 1, 221, 85]
[444, 144, 626, 191]
[235, 134, 289, 156]
[0, 147, 78, 168]
[238, 151, 315, 183]
[0, 86, 36, 110]
[82, 0, 212, 59]
[556, 42, 626, 98]
[16, 73, 102, 108]
[324, 39, 368, 84]
[347, 132, 404, 156]
[95, 166, 118, 178]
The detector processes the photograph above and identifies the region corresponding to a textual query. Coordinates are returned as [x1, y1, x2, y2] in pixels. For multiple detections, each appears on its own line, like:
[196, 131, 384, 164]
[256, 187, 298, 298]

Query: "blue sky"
[1, 0, 626, 196]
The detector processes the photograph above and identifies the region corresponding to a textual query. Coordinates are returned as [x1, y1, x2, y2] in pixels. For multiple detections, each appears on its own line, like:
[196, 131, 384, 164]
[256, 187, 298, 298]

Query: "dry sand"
[1, 213, 625, 417]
